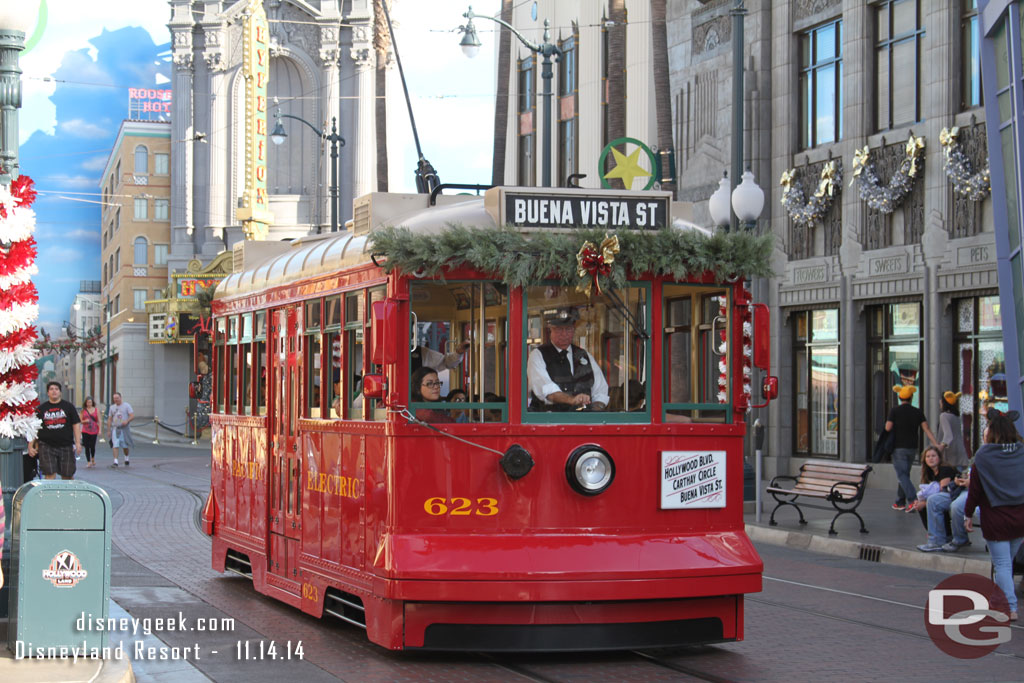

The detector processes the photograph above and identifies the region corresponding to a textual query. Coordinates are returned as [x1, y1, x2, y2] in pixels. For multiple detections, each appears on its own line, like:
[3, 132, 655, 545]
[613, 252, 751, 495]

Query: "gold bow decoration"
[576, 234, 620, 296]
[905, 133, 926, 177]
[814, 160, 839, 198]
[850, 145, 870, 185]
[939, 126, 960, 148]
[780, 169, 795, 190]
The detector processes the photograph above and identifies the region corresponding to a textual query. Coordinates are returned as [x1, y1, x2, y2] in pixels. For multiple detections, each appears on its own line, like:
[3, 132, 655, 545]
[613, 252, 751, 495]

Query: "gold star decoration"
[603, 145, 652, 190]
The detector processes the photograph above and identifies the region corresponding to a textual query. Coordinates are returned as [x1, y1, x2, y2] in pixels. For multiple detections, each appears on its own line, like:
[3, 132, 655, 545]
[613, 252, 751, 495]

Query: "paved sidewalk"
[747, 483, 994, 577]
[0, 600, 134, 683]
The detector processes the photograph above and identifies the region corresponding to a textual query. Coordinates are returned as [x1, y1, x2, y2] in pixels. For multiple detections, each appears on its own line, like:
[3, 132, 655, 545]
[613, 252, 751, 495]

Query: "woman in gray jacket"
[937, 390, 969, 469]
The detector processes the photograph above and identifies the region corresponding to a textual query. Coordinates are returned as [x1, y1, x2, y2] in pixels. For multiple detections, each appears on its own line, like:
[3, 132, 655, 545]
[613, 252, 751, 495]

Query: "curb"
[745, 523, 992, 576]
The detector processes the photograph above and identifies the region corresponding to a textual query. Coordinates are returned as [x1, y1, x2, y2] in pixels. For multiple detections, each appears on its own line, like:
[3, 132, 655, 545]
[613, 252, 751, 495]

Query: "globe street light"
[0, 3, 37, 185]
[709, 168, 764, 232]
[270, 100, 346, 233]
[458, 5, 560, 187]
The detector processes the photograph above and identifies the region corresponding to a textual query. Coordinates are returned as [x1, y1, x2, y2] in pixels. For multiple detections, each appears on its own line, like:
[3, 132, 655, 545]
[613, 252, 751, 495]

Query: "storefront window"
[868, 302, 923, 459]
[957, 296, 1006, 454]
[794, 309, 839, 456]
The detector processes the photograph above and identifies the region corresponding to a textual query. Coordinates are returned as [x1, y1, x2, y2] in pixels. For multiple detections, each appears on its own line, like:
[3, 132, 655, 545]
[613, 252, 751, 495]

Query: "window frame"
[874, 0, 925, 131]
[133, 236, 147, 265]
[134, 144, 148, 175]
[522, 280, 652, 425]
[799, 18, 843, 149]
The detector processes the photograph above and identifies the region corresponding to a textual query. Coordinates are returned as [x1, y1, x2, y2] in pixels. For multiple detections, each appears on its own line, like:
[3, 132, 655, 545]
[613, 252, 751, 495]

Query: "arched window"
[133, 236, 147, 265]
[134, 145, 148, 174]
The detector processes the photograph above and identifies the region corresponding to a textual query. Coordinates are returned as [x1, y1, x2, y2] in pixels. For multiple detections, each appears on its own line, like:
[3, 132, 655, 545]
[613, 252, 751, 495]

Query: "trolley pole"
[152, 416, 160, 445]
[754, 418, 765, 523]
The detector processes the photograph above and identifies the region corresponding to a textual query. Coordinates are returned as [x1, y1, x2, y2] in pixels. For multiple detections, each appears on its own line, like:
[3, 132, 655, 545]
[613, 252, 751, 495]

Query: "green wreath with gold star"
[599, 137, 659, 191]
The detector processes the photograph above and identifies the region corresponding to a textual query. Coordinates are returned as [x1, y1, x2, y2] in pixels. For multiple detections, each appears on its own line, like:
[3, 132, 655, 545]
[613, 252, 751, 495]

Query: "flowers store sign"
[486, 187, 671, 232]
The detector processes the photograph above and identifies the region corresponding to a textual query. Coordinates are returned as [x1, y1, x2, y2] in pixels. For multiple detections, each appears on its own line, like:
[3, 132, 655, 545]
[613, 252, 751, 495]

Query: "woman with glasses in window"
[411, 366, 454, 423]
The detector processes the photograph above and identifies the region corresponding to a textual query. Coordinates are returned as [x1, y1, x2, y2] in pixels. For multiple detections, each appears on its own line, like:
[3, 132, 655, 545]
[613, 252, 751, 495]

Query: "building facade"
[67, 282, 102, 406]
[667, 0, 1004, 476]
[153, 0, 381, 427]
[95, 120, 172, 416]
[497, 1, 664, 190]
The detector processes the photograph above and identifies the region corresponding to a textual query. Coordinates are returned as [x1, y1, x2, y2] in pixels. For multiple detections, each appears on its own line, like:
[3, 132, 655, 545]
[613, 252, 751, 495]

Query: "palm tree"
[606, 0, 627, 189]
[650, 0, 674, 192]
[491, 0, 514, 185]
[373, 0, 391, 191]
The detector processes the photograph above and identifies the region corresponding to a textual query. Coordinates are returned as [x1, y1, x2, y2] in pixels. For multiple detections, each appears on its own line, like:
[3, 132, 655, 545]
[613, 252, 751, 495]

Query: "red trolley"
[204, 186, 777, 651]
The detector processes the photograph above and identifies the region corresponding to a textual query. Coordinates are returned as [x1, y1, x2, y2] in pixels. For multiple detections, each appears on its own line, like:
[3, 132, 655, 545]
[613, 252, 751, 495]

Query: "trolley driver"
[528, 307, 609, 411]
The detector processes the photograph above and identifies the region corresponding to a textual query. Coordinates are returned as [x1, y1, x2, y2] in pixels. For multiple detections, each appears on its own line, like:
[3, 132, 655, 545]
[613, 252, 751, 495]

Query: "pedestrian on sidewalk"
[27, 381, 82, 480]
[80, 396, 100, 468]
[936, 391, 969, 469]
[919, 468, 973, 553]
[107, 391, 135, 468]
[964, 409, 1024, 621]
[883, 385, 941, 511]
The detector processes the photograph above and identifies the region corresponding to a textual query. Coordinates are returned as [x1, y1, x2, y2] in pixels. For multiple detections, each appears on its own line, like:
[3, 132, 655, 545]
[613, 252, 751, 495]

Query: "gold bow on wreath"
[850, 145, 870, 185]
[576, 234, 620, 296]
[939, 126, 960, 148]
[814, 160, 839, 198]
[905, 133, 926, 177]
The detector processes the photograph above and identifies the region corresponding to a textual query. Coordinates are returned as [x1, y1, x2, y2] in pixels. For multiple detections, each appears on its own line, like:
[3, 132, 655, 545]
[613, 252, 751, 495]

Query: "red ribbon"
[579, 245, 611, 295]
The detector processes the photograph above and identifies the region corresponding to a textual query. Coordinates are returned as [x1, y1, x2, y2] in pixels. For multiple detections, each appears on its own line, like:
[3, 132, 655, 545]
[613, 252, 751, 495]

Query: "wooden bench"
[765, 460, 873, 535]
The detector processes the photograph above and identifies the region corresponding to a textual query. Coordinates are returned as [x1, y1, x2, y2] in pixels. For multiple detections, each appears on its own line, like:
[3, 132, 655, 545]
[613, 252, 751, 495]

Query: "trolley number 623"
[423, 497, 498, 516]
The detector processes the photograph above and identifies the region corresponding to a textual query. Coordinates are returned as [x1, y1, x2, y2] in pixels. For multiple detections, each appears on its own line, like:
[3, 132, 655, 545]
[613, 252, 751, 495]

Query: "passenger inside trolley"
[410, 366, 453, 423]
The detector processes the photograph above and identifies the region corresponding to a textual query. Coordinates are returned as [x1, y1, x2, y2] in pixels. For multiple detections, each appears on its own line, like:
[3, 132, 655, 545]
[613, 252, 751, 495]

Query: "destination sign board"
[486, 187, 671, 231]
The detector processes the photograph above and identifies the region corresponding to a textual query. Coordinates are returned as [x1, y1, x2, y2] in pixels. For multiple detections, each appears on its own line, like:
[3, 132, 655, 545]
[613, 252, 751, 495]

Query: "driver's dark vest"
[533, 343, 594, 410]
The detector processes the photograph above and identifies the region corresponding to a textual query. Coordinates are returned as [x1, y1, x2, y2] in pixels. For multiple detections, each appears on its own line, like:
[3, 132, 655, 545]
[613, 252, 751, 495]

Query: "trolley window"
[345, 291, 364, 419]
[214, 317, 227, 413]
[409, 281, 509, 423]
[367, 287, 387, 421]
[524, 284, 649, 423]
[254, 311, 268, 415]
[305, 323, 322, 419]
[663, 285, 730, 423]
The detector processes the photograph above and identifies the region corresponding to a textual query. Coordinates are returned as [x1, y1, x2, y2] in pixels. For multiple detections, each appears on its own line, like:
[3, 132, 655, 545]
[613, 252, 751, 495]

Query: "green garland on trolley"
[369, 224, 774, 291]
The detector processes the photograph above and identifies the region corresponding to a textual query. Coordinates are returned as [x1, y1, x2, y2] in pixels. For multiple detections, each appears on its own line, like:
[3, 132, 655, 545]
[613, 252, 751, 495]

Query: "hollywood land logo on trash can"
[926, 574, 1012, 658]
[42, 550, 88, 588]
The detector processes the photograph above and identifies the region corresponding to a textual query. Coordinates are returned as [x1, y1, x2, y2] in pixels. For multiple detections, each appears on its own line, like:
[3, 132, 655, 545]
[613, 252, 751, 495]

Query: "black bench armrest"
[828, 478, 868, 502]
[769, 474, 797, 488]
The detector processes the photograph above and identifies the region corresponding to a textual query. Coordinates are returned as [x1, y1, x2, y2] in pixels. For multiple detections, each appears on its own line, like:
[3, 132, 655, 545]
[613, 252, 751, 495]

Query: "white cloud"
[80, 155, 108, 171]
[37, 173, 98, 189]
[41, 245, 81, 262]
[65, 228, 102, 241]
[20, 0, 171, 144]
[59, 118, 109, 139]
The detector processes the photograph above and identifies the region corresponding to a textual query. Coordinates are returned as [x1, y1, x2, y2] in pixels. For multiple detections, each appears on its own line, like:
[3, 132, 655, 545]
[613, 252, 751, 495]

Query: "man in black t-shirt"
[883, 385, 941, 511]
[28, 381, 82, 480]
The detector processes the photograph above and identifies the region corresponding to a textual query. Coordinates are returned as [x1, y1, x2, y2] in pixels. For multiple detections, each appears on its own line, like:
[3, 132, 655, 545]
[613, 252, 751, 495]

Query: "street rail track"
[96, 457, 1024, 680]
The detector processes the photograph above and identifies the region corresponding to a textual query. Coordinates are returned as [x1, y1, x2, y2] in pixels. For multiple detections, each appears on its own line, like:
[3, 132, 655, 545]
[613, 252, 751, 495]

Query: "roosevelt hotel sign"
[485, 187, 672, 231]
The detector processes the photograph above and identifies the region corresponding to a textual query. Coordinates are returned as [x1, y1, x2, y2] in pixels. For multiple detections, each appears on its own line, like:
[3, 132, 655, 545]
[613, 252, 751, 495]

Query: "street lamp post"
[730, 0, 747, 233]
[270, 103, 346, 233]
[458, 5, 561, 188]
[105, 294, 111, 413]
[0, 5, 35, 184]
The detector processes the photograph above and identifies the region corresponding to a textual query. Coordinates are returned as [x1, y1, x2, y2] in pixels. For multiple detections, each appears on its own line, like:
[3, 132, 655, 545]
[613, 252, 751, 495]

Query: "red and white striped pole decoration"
[0, 175, 41, 440]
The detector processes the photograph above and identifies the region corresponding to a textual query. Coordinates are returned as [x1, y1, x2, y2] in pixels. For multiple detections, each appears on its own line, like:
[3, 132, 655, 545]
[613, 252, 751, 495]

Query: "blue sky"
[22, 0, 501, 337]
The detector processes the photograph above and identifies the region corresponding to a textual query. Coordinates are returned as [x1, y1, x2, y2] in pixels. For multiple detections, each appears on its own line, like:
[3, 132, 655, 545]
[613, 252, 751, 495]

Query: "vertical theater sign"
[237, 0, 273, 240]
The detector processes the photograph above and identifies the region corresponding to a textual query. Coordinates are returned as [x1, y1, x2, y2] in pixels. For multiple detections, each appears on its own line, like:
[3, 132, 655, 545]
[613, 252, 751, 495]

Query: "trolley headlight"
[565, 445, 615, 496]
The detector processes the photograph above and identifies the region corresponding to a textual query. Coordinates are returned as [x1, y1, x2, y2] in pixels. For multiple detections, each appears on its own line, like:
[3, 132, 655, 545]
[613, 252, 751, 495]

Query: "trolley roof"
[216, 192, 489, 300]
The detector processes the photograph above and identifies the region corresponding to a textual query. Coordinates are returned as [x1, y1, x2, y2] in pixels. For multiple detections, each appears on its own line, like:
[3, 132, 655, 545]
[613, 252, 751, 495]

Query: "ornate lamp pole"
[0, 5, 35, 184]
[458, 5, 560, 188]
[270, 101, 346, 233]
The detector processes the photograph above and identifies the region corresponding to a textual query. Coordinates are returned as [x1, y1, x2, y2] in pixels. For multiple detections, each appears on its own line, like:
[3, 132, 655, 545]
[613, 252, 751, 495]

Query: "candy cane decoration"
[0, 176, 41, 440]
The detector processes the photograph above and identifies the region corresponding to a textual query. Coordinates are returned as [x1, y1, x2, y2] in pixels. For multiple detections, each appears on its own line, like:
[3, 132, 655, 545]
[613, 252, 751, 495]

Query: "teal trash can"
[7, 480, 112, 654]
